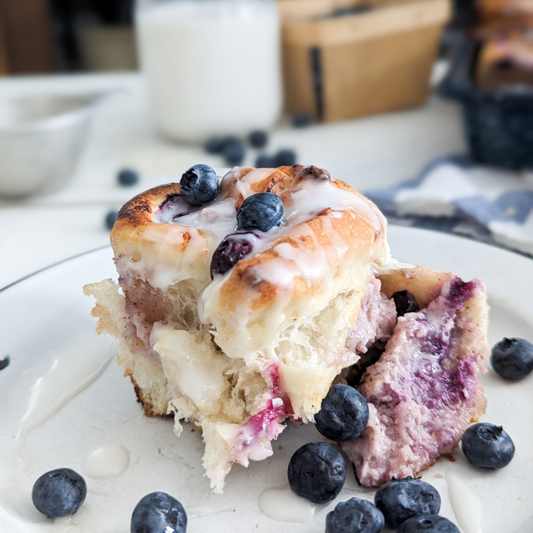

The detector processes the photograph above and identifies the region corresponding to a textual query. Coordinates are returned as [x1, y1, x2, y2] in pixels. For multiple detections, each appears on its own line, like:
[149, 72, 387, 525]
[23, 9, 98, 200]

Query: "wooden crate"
[279, 0, 451, 122]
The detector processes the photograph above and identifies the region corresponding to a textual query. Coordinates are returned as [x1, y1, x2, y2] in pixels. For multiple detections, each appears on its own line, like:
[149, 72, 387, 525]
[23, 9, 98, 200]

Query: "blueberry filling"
[210, 232, 259, 278]
[392, 290, 420, 316]
[158, 194, 192, 222]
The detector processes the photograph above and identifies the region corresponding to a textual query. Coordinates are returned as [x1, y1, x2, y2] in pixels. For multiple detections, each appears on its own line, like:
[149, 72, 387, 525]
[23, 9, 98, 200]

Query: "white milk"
[136, 0, 282, 143]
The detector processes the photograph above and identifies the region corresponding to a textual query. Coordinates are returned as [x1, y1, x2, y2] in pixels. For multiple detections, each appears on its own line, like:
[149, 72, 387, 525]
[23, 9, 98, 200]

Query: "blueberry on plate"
[255, 154, 277, 168]
[275, 148, 297, 167]
[392, 290, 420, 317]
[491, 337, 533, 380]
[105, 210, 118, 230]
[180, 164, 219, 206]
[237, 192, 285, 232]
[326, 498, 384, 533]
[131, 492, 187, 533]
[397, 515, 460, 533]
[204, 136, 225, 154]
[288, 442, 346, 504]
[374, 477, 441, 529]
[222, 136, 245, 166]
[248, 130, 268, 149]
[32, 468, 87, 518]
[315, 384, 369, 442]
[210, 232, 256, 278]
[117, 168, 140, 187]
[461, 422, 515, 469]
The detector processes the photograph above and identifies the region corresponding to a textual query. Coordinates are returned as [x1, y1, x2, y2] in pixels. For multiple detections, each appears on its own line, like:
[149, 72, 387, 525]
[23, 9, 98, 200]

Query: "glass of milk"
[135, 0, 283, 144]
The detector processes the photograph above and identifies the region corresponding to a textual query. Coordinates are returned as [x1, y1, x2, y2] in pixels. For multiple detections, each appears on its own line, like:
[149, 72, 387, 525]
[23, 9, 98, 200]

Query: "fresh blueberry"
[275, 148, 297, 167]
[292, 113, 312, 128]
[210, 232, 256, 278]
[32, 468, 87, 518]
[248, 130, 269, 149]
[222, 137, 245, 166]
[204, 136, 225, 154]
[131, 491, 187, 533]
[315, 384, 369, 442]
[461, 423, 515, 469]
[237, 192, 285, 232]
[397, 515, 460, 533]
[0, 355, 9, 371]
[105, 210, 118, 230]
[117, 168, 140, 187]
[288, 442, 346, 504]
[490, 337, 533, 380]
[392, 290, 420, 317]
[326, 498, 384, 533]
[255, 154, 277, 168]
[374, 477, 441, 529]
[180, 164, 219, 206]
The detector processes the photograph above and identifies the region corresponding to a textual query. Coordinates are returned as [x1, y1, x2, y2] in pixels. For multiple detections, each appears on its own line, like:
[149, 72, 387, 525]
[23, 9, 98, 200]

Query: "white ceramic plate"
[1, 226, 532, 533]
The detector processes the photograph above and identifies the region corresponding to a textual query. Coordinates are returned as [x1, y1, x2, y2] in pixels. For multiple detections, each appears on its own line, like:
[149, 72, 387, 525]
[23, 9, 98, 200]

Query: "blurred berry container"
[277, 0, 450, 122]
[440, 39, 533, 169]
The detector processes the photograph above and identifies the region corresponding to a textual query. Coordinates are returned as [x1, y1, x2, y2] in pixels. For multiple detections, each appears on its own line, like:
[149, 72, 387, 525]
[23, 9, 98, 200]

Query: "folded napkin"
[366, 155, 533, 257]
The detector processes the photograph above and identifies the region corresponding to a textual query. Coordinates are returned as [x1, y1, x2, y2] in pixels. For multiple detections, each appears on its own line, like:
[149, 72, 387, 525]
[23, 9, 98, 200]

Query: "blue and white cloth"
[366, 155, 533, 257]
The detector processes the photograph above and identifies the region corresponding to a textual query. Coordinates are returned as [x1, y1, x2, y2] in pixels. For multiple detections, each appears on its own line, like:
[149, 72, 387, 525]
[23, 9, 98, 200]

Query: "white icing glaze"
[258, 485, 318, 527]
[82, 443, 130, 479]
[446, 471, 484, 533]
[16, 340, 115, 444]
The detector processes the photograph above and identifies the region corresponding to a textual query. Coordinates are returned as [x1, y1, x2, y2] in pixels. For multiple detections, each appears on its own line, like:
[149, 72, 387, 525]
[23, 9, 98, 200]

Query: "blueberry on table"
[237, 192, 285, 232]
[117, 168, 140, 187]
[248, 130, 269, 149]
[491, 337, 533, 380]
[374, 477, 441, 529]
[180, 164, 219, 206]
[292, 113, 312, 128]
[315, 384, 369, 442]
[255, 154, 277, 168]
[397, 515, 460, 533]
[222, 136, 245, 166]
[392, 290, 420, 317]
[131, 492, 187, 533]
[288, 442, 346, 504]
[210, 232, 256, 278]
[461, 423, 515, 469]
[32, 468, 87, 518]
[105, 210, 118, 230]
[326, 498, 384, 533]
[204, 136, 225, 154]
[275, 148, 297, 167]
[0, 355, 9, 370]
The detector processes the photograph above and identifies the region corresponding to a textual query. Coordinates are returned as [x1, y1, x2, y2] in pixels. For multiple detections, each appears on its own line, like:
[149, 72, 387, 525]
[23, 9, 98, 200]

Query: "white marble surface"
[0, 72, 466, 289]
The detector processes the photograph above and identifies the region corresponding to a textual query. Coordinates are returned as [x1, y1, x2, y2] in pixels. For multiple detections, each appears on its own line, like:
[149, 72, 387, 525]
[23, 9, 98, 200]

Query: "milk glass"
[135, 0, 283, 144]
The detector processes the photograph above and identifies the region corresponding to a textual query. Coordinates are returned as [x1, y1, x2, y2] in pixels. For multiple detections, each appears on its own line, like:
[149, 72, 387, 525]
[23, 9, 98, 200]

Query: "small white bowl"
[0, 94, 99, 198]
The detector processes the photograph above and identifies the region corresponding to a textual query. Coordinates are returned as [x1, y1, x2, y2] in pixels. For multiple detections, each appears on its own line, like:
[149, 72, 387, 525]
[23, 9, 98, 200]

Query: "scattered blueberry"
[248, 130, 268, 149]
[275, 148, 297, 167]
[255, 154, 277, 168]
[292, 113, 312, 128]
[204, 136, 225, 154]
[117, 168, 140, 187]
[397, 515, 460, 533]
[32, 468, 87, 518]
[105, 210, 118, 230]
[180, 164, 219, 206]
[288, 442, 346, 504]
[210, 232, 256, 278]
[237, 192, 285, 232]
[392, 290, 420, 317]
[131, 492, 187, 533]
[222, 137, 245, 166]
[374, 477, 441, 529]
[0, 355, 9, 371]
[315, 384, 369, 442]
[461, 423, 515, 469]
[326, 498, 384, 533]
[490, 337, 533, 380]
